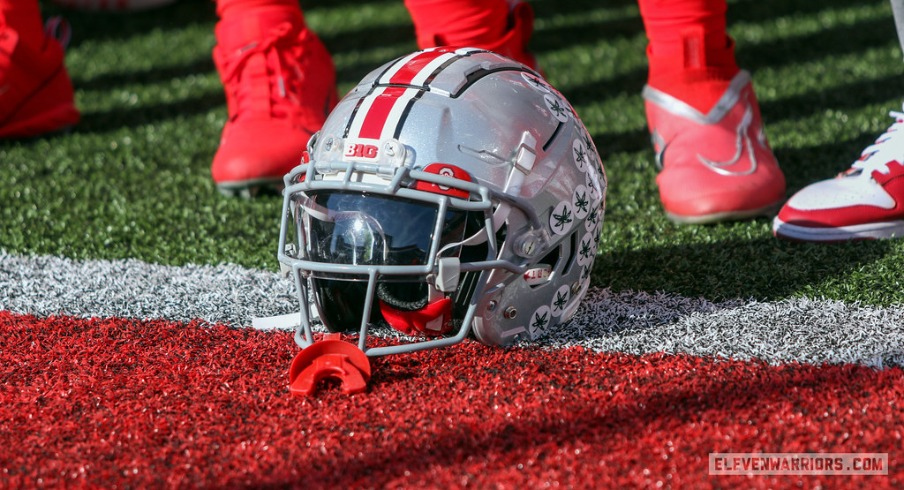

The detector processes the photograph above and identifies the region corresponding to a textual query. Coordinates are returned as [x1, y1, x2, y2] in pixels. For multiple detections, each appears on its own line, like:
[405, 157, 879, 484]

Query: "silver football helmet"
[278, 47, 605, 378]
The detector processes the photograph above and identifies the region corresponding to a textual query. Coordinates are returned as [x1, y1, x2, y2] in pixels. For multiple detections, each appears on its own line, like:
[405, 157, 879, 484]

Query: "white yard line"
[2, 251, 903, 367]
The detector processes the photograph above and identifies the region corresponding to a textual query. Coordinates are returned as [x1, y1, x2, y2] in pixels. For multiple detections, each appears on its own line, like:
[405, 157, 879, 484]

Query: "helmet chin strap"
[378, 286, 453, 336]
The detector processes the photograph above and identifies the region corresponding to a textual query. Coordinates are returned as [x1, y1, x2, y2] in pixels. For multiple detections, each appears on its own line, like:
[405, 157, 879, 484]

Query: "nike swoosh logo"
[651, 130, 667, 171]
[697, 103, 758, 176]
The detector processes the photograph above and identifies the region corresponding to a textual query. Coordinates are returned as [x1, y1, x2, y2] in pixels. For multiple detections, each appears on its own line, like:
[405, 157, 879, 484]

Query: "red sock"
[404, 0, 538, 69]
[404, 0, 509, 48]
[216, 0, 298, 19]
[638, 0, 739, 113]
[0, 0, 46, 51]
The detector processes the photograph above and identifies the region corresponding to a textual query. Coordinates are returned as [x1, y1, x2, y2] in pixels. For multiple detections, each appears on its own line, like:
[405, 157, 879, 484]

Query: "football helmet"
[278, 47, 606, 393]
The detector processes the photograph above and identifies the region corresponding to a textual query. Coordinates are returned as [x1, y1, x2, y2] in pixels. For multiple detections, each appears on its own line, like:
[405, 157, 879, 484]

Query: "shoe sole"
[216, 178, 285, 199]
[665, 201, 782, 225]
[0, 104, 79, 139]
[772, 217, 904, 242]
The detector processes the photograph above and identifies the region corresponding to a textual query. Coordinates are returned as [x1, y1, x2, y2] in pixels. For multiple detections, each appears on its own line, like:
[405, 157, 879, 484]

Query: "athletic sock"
[638, 0, 739, 113]
[216, 0, 298, 19]
[404, 0, 509, 48]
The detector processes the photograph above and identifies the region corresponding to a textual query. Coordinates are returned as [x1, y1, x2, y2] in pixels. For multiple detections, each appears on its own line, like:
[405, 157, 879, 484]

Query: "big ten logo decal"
[343, 140, 380, 161]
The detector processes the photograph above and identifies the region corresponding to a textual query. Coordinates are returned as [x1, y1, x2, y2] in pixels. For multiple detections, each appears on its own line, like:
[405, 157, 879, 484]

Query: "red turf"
[1, 311, 901, 488]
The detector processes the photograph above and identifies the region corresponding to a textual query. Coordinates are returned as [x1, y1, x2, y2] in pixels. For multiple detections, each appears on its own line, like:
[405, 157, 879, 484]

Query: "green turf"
[2, 0, 904, 304]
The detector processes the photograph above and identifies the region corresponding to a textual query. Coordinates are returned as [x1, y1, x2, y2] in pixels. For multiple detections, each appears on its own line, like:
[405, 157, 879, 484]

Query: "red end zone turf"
[1, 312, 901, 488]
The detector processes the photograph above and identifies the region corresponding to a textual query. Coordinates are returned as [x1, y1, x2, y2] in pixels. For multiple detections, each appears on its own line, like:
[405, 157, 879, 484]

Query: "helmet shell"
[283, 47, 605, 349]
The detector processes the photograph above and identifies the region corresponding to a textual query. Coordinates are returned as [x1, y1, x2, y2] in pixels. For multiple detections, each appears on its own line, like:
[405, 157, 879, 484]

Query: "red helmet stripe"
[347, 48, 472, 141]
[357, 86, 409, 140]
[384, 48, 456, 86]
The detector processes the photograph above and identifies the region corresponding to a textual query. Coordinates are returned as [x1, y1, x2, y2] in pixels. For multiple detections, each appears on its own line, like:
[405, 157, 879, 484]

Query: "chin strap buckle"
[288, 333, 372, 397]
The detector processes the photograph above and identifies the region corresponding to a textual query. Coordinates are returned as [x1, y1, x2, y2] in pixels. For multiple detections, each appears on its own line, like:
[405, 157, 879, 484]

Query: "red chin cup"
[379, 297, 453, 336]
[288, 333, 372, 397]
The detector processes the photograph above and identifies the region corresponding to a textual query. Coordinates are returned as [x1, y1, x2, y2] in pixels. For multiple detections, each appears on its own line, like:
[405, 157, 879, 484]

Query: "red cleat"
[0, 20, 79, 139]
[212, 8, 337, 197]
[643, 70, 785, 224]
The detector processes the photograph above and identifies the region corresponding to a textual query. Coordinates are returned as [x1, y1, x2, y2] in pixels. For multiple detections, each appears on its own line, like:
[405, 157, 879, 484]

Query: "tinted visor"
[300, 191, 470, 332]
[302, 191, 467, 268]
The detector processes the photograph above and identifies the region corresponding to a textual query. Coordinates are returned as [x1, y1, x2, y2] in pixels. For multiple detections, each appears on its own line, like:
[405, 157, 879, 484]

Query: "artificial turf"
[3, 312, 901, 488]
[3, 0, 904, 305]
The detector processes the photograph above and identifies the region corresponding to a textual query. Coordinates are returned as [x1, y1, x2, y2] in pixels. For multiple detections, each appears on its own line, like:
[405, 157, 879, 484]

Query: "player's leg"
[404, 0, 538, 70]
[772, 0, 904, 241]
[891, 0, 904, 58]
[639, 0, 785, 223]
[0, 0, 80, 138]
[49, 0, 175, 11]
[212, 0, 337, 197]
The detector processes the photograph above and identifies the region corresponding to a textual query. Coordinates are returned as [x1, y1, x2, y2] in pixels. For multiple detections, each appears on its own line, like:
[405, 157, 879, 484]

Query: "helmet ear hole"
[538, 246, 560, 271]
[538, 227, 584, 279]
[561, 231, 579, 276]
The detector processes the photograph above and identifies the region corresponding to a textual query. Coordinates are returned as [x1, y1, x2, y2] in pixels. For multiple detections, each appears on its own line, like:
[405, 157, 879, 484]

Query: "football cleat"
[211, 8, 337, 197]
[50, 0, 176, 11]
[0, 19, 80, 139]
[773, 105, 904, 241]
[643, 70, 785, 223]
